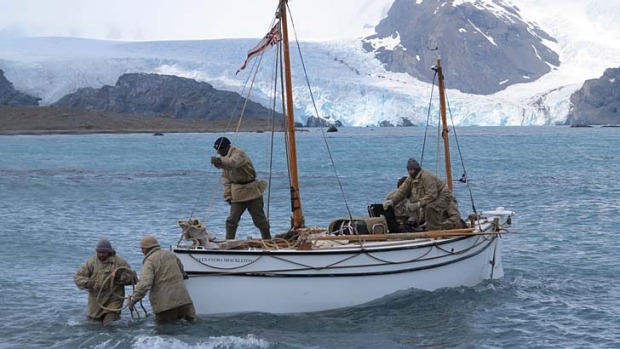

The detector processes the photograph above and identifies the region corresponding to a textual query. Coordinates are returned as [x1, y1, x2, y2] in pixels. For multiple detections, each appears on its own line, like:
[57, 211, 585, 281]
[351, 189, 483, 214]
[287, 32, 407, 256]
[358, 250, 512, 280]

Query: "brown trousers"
[155, 303, 197, 323]
[424, 194, 463, 230]
[226, 196, 271, 239]
[88, 312, 120, 326]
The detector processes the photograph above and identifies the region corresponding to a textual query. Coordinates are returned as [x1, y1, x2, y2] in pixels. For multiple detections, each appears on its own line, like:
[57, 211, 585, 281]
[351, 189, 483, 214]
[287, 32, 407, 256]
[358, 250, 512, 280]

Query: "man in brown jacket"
[74, 239, 138, 325]
[385, 176, 423, 226]
[210, 136, 271, 240]
[128, 235, 196, 323]
[384, 158, 463, 231]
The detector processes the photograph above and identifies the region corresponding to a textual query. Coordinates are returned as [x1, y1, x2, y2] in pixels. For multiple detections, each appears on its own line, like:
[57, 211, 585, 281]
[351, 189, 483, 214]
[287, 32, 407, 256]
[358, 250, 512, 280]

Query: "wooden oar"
[304, 228, 500, 241]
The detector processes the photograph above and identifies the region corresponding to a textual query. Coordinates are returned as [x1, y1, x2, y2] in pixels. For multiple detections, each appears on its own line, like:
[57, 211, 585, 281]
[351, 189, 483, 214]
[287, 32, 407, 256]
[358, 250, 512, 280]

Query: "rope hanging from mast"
[421, 56, 478, 218]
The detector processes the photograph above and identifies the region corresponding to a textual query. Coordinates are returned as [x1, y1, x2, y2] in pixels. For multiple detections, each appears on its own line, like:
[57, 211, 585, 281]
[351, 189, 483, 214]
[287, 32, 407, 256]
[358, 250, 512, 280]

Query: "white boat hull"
[175, 232, 504, 314]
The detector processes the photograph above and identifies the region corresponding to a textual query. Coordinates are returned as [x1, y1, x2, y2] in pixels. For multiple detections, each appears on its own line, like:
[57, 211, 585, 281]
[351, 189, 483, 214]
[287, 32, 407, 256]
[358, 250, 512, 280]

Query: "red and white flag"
[236, 21, 281, 75]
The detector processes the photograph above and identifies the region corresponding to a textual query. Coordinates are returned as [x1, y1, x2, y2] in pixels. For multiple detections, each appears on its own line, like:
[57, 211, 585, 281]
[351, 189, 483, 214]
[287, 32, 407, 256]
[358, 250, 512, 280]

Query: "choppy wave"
[1, 128, 620, 348]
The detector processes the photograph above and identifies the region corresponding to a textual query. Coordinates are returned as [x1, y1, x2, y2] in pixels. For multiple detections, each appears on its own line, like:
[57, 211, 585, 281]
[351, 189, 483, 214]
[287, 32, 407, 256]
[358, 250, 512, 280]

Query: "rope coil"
[94, 266, 148, 319]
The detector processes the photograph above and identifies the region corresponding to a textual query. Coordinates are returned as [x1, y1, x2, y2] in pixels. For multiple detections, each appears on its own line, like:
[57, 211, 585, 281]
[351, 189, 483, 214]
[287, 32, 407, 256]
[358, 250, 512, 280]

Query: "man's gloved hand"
[127, 297, 137, 311]
[405, 201, 420, 211]
[225, 199, 232, 205]
[382, 199, 393, 210]
[85, 280, 98, 291]
[210, 156, 222, 167]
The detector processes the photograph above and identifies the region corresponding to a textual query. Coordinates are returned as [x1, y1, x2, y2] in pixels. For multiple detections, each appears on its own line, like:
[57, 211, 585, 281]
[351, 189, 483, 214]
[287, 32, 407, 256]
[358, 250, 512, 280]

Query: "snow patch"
[467, 19, 497, 46]
[366, 31, 401, 50]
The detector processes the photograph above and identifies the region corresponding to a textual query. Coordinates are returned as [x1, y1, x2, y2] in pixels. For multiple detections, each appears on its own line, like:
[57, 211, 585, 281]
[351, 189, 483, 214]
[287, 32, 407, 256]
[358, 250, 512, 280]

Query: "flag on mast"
[236, 21, 281, 75]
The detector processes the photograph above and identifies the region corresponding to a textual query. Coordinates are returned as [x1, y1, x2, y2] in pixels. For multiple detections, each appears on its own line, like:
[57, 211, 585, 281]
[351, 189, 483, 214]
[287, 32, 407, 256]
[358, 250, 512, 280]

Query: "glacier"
[0, 0, 619, 127]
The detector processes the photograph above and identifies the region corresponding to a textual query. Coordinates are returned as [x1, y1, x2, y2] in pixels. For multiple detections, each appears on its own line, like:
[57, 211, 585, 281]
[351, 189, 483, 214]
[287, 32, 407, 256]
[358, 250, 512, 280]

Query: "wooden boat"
[172, 0, 514, 315]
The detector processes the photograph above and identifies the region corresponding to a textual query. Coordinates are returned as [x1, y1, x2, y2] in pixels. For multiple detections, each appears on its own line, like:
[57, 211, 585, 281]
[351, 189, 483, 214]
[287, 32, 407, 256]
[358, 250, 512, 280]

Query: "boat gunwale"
[173, 233, 498, 256]
[182, 234, 500, 277]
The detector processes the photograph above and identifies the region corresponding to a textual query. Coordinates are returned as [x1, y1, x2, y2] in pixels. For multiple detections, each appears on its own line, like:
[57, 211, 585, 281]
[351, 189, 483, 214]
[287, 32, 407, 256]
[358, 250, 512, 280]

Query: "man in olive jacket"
[210, 136, 271, 240]
[74, 239, 138, 325]
[128, 235, 196, 323]
[385, 176, 423, 225]
[384, 158, 463, 231]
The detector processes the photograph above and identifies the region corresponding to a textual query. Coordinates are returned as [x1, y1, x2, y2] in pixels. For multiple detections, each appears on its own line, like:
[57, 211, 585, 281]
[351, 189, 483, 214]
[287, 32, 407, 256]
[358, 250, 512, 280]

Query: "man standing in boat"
[74, 239, 138, 325]
[384, 158, 463, 231]
[210, 136, 271, 240]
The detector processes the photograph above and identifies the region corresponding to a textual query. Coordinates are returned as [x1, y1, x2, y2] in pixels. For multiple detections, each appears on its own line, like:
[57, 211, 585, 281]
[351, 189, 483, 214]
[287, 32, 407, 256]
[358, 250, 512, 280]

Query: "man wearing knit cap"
[383, 158, 463, 231]
[74, 239, 138, 325]
[210, 136, 271, 240]
[129, 235, 196, 323]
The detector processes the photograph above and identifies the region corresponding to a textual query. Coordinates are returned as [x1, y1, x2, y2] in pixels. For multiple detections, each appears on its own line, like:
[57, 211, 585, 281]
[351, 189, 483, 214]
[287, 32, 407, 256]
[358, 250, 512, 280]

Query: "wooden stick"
[304, 228, 501, 241]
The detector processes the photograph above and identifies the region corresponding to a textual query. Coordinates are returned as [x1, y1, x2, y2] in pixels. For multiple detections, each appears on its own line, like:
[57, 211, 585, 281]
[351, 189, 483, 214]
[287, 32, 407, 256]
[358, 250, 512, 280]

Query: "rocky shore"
[0, 106, 279, 135]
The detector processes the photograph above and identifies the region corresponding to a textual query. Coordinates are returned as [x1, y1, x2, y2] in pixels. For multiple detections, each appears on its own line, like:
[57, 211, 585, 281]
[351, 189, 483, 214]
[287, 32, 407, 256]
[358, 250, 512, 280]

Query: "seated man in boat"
[385, 176, 424, 230]
[383, 158, 464, 231]
[210, 136, 271, 240]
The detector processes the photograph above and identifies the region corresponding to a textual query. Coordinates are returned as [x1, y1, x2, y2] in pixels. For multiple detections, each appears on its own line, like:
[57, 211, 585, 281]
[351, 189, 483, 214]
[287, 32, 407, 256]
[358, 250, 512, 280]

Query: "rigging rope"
[286, 2, 354, 222]
[420, 71, 438, 165]
[445, 93, 478, 216]
[187, 11, 281, 235]
[420, 64, 478, 222]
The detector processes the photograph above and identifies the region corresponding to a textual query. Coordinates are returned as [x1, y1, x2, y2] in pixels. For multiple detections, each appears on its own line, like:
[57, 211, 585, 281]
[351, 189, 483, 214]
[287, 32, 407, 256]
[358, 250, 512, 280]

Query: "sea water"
[0, 126, 619, 349]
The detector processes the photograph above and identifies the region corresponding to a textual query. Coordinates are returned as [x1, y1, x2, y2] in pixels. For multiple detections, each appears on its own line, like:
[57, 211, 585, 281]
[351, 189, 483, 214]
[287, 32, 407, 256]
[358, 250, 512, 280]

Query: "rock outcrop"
[566, 67, 620, 125]
[0, 69, 41, 106]
[53, 73, 280, 121]
[305, 116, 342, 128]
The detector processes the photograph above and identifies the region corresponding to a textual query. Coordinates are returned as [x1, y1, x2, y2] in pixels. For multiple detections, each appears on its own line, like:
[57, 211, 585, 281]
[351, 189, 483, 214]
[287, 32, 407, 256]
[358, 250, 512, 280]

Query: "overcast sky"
[0, 0, 392, 41]
[2, 0, 614, 44]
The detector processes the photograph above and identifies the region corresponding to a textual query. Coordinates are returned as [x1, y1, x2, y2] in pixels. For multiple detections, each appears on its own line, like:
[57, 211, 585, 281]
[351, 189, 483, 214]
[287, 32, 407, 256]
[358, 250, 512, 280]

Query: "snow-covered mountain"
[0, 0, 619, 126]
[364, 0, 560, 95]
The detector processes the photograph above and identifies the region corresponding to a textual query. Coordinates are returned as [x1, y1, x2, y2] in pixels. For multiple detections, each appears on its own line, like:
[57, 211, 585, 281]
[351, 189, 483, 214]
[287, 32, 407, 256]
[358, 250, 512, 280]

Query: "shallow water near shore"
[1, 126, 619, 348]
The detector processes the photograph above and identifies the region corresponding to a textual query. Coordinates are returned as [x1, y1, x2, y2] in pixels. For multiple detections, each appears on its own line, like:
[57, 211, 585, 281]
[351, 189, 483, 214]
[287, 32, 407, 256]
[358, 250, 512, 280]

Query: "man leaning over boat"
[128, 235, 196, 323]
[383, 158, 464, 231]
[210, 136, 271, 240]
[385, 176, 424, 231]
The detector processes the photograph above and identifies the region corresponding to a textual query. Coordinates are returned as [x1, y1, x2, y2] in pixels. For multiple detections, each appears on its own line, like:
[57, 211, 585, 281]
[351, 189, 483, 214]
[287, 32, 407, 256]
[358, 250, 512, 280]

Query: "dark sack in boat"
[328, 217, 388, 235]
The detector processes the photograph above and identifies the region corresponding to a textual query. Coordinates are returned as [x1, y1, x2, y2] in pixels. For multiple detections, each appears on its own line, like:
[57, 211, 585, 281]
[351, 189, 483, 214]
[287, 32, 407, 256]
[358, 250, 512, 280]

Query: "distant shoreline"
[0, 106, 281, 135]
[0, 129, 217, 136]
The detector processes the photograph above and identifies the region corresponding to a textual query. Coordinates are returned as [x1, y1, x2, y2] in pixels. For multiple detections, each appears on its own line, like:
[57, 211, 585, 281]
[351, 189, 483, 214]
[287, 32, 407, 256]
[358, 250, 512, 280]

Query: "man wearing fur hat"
[128, 235, 196, 323]
[74, 239, 138, 325]
[210, 136, 271, 240]
[384, 158, 464, 231]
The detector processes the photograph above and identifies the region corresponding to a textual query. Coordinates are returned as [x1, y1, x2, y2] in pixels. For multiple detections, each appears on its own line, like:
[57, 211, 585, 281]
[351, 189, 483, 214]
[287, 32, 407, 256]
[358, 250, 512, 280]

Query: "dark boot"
[259, 228, 271, 240]
[225, 228, 237, 240]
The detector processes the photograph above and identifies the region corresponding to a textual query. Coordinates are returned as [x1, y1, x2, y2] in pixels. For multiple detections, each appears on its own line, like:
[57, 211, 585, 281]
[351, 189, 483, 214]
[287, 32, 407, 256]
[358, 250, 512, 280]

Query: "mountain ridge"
[52, 72, 280, 122]
[0, 0, 619, 126]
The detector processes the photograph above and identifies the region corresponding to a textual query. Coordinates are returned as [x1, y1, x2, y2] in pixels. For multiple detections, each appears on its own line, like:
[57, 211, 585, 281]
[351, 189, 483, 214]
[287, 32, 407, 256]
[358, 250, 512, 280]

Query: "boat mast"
[436, 59, 453, 190]
[280, 0, 305, 229]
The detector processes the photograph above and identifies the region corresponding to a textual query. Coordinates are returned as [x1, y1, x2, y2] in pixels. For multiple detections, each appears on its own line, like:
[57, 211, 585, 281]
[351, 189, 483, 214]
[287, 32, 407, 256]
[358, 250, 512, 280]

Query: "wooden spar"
[303, 228, 500, 242]
[280, 0, 305, 229]
[436, 59, 453, 190]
